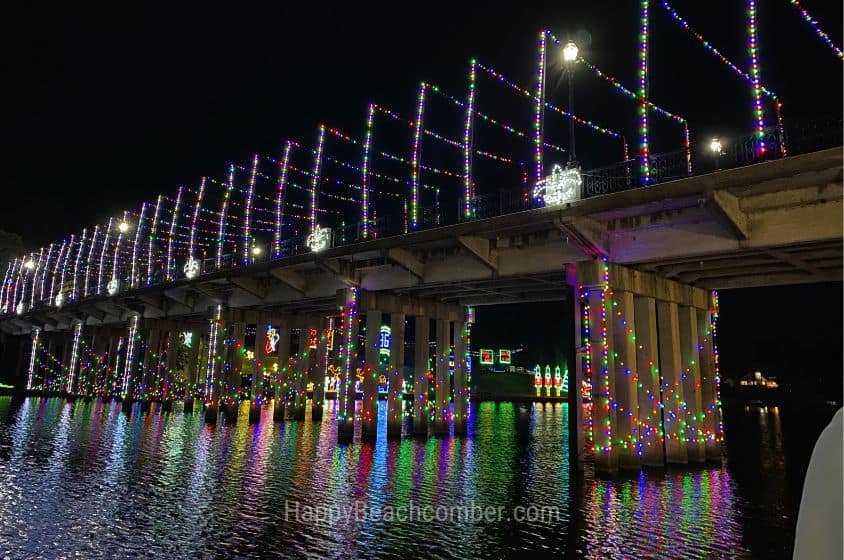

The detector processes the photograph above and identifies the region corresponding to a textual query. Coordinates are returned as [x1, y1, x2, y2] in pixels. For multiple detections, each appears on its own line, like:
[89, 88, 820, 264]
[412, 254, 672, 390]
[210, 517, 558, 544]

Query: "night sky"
[1, 2, 841, 393]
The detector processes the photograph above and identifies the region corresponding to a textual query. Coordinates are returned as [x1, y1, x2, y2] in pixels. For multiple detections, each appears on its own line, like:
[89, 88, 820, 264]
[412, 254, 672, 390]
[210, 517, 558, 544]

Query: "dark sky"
[1, 2, 841, 394]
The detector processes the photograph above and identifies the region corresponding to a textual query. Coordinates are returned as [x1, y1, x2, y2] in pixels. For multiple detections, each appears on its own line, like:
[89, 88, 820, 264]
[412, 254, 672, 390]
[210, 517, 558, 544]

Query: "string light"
[147, 196, 163, 284]
[274, 143, 293, 257]
[534, 29, 547, 186]
[26, 327, 40, 390]
[121, 314, 139, 398]
[787, 0, 843, 60]
[243, 155, 259, 265]
[50, 240, 68, 305]
[463, 59, 477, 219]
[29, 248, 45, 308]
[188, 177, 206, 262]
[216, 166, 235, 270]
[638, 0, 652, 183]
[409, 82, 426, 230]
[82, 230, 98, 297]
[361, 104, 375, 238]
[65, 322, 83, 394]
[129, 204, 147, 288]
[746, 0, 767, 155]
[310, 125, 326, 232]
[166, 187, 184, 280]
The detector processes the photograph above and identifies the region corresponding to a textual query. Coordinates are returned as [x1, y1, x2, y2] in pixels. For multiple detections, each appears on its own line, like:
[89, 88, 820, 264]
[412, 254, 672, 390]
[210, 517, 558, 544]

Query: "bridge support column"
[612, 290, 640, 469]
[361, 310, 381, 440]
[90, 329, 108, 397]
[679, 305, 705, 463]
[412, 316, 430, 436]
[387, 312, 406, 439]
[656, 301, 688, 465]
[337, 288, 359, 441]
[633, 296, 665, 467]
[163, 329, 178, 401]
[433, 319, 450, 436]
[311, 317, 331, 421]
[26, 327, 41, 392]
[141, 326, 161, 401]
[697, 301, 723, 460]
[272, 318, 291, 421]
[453, 316, 468, 436]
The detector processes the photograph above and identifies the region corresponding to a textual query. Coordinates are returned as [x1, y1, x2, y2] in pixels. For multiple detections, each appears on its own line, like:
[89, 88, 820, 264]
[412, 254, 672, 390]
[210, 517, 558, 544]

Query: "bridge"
[1, 20, 842, 472]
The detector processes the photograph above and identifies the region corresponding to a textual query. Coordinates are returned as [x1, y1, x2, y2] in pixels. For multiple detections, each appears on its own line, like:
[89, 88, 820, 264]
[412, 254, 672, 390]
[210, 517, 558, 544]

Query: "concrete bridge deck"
[3, 147, 840, 336]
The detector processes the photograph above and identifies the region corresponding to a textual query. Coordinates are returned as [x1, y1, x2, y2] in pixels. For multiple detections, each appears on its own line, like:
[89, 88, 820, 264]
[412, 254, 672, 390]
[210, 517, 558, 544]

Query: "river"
[0, 397, 836, 559]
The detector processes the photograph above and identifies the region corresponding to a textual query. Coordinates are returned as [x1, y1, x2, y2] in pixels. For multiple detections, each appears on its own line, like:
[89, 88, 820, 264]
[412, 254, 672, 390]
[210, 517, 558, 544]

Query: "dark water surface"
[0, 397, 835, 559]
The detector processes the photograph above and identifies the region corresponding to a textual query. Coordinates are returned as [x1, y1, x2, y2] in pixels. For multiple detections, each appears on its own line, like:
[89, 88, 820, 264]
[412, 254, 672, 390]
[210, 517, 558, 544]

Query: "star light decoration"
[306, 225, 331, 253]
[55, 292, 64, 308]
[183, 258, 200, 279]
[107, 277, 119, 296]
[532, 164, 582, 207]
[180, 331, 193, 348]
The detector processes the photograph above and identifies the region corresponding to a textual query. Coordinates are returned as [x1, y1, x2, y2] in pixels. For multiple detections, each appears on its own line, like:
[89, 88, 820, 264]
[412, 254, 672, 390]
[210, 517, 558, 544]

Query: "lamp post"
[709, 137, 722, 170]
[562, 41, 579, 166]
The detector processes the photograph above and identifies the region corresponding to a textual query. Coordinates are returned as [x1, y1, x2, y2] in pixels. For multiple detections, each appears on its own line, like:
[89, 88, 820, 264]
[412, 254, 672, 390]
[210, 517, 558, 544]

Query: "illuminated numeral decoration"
[499, 349, 511, 365]
[479, 349, 494, 365]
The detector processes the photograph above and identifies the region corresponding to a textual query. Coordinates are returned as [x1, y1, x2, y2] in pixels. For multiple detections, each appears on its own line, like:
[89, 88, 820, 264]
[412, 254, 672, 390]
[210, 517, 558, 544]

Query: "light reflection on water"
[0, 397, 790, 558]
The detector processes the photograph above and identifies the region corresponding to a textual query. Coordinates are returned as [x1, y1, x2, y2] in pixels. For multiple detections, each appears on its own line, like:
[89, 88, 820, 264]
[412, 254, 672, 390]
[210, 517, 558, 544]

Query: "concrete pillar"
[656, 301, 688, 464]
[453, 318, 468, 435]
[311, 317, 331, 421]
[229, 322, 246, 403]
[696, 305, 722, 460]
[91, 330, 108, 397]
[142, 327, 161, 401]
[26, 328, 41, 391]
[362, 311, 381, 440]
[433, 319, 450, 435]
[585, 287, 618, 472]
[253, 319, 269, 400]
[338, 288, 359, 441]
[571, 292, 587, 467]
[612, 290, 640, 469]
[387, 312, 406, 439]
[679, 306, 705, 463]
[164, 330, 178, 400]
[412, 316, 430, 436]
[633, 295, 665, 467]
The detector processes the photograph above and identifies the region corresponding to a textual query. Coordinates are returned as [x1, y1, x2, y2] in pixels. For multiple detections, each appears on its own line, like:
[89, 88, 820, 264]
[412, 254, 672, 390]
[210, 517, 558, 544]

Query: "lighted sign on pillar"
[479, 349, 494, 365]
[306, 225, 331, 252]
[379, 325, 391, 357]
[265, 326, 280, 356]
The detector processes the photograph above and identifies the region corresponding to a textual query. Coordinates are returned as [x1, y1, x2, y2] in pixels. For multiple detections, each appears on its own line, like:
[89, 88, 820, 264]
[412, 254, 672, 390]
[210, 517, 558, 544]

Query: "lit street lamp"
[710, 137, 723, 169]
[562, 41, 579, 166]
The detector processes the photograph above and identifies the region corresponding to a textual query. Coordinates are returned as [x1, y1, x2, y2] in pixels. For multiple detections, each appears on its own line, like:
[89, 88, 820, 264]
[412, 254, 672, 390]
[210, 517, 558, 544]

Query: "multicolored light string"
[121, 314, 139, 398]
[274, 143, 293, 257]
[129, 204, 147, 288]
[147, 196, 163, 284]
[310, 125, 326, 232]
[787, 0, 843, 60]
[65, 321, 83, 393]
[26, 328, 40, 390]
[188, 177, 206, 262]
[205, 304, 222, 401]
[462, 59, 477, 219]
[243, 155, 259, 264]
[216, 166, 235, 270]
[410, 82, 427, 230]
[29, 248, 45, 308]
[70, 229, 87, 301]
[638, 0, 652, 183]
[82, 230, 98, 297]
[746, 0, 767, 155]
[50, 240, 68, 304]
[165, 187, 184, 280]
[534, 30, 547, 186]
[361, 104, 375, 238]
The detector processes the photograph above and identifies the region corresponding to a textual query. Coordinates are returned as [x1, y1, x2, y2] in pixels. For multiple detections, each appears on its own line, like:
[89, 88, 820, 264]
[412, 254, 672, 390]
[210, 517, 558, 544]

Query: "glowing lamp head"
[23, 260, 35, 270]
[709, 137, 722, 155]
[118, 221, 129, 233]
[563, 41, 579, 62]
[251, 245, 262, 256]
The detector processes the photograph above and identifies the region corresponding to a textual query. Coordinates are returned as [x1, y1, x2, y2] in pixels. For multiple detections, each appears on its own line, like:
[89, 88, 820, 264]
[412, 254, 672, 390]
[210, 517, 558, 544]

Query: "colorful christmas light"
[243, 155, 259, 264]
[26, 327, 40, 390]
[50, 240, 68, 304]
[638, 0, 652, 183]
[121, 314, 139, 398]
[409, 83, 426, 230]
[165, 187, 184, 280]
[534, 29, 547, 186]
[274, 143, 293, 257]
[787, 0, 842, 60]
[216, 166, 235, 270]
[29, 248, 45, 308]
[310, 125, 326, 232]
[65, 321, 83, 394]
[147, 196, 163, 284]
[188, 177, 206, 263]
[746, 0, 767, 155]
[462, 59, 477, 219]
[83, 229, 98, 297]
